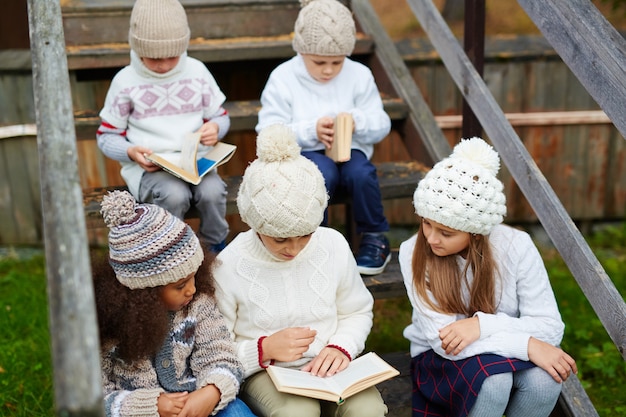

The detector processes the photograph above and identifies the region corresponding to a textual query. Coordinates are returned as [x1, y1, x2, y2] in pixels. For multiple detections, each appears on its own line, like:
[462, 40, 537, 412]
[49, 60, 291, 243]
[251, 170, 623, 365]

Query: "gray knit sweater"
[101, 293, 244, 417]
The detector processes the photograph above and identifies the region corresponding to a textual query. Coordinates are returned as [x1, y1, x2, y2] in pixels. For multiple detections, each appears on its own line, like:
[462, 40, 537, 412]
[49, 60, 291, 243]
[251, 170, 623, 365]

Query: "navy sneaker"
[356, 233, 391, 275]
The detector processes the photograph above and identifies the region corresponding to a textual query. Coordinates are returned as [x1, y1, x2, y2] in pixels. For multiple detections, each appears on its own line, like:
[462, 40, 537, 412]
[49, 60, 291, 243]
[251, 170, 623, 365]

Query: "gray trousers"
[139, 169, 228, 245]
[468, 366, 562, 417]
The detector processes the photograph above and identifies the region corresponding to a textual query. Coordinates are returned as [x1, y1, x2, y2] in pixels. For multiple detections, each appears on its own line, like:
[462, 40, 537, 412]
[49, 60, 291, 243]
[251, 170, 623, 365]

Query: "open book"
[145, 132, 236, 185]
[325, 112, 353, 162]
[266, 352, 399, 404]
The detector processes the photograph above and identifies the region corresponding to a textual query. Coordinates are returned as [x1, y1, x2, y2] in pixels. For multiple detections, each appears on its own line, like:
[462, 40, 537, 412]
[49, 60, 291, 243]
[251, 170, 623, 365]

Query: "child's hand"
[178, 384, 220, 417]
[301, 346, 350, 377]
[263, 327, 317, 363]
[197, 122, 219, 147]
[439, 316, 480, 355]
[316, 116, 335, 149]
[528, 337, 577, 383]
[157, 391, 188, 417]
[127, 146, 160, 172]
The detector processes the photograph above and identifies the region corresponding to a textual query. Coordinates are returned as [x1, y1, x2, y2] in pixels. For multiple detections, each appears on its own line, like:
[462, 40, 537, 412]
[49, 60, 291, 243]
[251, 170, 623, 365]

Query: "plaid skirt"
[411, 349, 536, 417]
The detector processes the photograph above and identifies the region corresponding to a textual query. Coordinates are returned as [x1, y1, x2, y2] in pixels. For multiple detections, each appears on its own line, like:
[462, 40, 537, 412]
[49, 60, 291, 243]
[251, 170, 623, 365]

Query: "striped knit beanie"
[128, 0, 190, 59]
[100, 190, 203, 289]
[292, 0, 356, 56]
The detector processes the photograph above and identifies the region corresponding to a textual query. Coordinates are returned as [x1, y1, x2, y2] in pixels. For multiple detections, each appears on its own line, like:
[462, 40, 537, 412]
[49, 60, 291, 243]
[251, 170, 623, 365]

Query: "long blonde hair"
[411, 222, 499, 316]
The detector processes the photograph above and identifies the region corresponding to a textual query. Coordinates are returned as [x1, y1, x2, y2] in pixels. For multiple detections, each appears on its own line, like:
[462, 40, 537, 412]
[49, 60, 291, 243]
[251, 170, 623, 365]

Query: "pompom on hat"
[237, 124, 329, 238]
[100, 190, 203, 289]
[413, 137, 507, 235]
[292, 0, 356, 56]
[128, 0, 190, 59]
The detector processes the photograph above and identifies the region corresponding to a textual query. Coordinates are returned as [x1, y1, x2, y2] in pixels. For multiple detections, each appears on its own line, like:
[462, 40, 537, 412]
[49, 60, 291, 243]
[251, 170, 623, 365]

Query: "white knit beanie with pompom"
[292, 0, 356, 56]
[237, 124, 329, 238]
[413, 137, 507, 235]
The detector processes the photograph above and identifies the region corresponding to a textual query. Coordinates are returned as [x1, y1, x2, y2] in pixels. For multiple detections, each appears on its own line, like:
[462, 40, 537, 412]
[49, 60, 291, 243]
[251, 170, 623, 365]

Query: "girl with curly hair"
[93, 190, 256, 417]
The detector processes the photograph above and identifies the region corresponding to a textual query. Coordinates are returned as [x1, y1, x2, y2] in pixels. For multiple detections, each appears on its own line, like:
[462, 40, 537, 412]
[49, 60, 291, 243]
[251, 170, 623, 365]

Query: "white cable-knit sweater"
[214, 227, 374, 378]
[400, 224, 565, 361]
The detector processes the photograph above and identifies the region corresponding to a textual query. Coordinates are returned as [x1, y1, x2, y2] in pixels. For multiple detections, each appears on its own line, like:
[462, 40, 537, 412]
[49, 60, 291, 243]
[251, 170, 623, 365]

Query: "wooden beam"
[1, 110, 614, 140]
[26, 0, 103, 414]
[461, 0, 485, 138]
[406, 0, 626, 371]
[434, 110, 613, 129]
[516, 0, 626, 141]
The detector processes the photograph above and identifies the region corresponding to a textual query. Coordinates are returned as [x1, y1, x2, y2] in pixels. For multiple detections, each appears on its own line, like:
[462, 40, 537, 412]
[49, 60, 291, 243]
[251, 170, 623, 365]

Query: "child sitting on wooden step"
[256, 0, 392, 275]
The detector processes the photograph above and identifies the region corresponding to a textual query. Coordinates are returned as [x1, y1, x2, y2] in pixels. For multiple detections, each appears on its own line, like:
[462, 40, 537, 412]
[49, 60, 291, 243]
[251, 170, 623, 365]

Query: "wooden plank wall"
[1, 35, 625, 245]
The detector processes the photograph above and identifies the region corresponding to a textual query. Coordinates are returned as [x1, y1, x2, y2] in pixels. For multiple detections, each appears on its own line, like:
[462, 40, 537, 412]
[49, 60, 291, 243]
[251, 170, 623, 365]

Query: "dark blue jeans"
[302, 149, 389, 235]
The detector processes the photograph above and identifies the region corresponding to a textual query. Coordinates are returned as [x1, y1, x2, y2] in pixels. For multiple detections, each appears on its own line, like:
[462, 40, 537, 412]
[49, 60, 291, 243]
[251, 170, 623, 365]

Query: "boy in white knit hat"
[213, 124, 388, 417]
[92, 190, 256, 417]
[399, 137, 577, 417]
[256, 0, 392, 275]
[97, 0, 231, 253]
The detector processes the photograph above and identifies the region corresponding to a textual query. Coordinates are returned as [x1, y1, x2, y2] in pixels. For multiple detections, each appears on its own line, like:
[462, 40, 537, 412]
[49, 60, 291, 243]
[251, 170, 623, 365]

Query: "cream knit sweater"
[214, 227, 374, 378]
[400, 224, 565, 361]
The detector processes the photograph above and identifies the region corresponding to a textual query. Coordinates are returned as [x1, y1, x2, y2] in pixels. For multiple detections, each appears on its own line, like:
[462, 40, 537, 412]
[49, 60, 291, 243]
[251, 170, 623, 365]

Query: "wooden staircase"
[66, 0, 435, 249]
[42, 1, 609, 416]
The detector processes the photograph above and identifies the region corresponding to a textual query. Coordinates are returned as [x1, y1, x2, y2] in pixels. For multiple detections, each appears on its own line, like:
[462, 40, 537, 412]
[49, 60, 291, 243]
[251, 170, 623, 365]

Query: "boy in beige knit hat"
[256, 0, 392, 276]
[97, 0, 231, 253]
[213, 124, 388, 417]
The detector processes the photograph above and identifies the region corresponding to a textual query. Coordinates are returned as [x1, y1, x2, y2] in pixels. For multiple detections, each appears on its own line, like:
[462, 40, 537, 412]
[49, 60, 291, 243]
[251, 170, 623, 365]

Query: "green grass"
[1, 223, 625, 415]
[0, 254, 54, 416]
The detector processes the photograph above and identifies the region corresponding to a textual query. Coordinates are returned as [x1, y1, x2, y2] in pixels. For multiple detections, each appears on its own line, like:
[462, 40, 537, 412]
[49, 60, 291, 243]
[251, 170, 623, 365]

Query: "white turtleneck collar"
[129, 50, 188, 80]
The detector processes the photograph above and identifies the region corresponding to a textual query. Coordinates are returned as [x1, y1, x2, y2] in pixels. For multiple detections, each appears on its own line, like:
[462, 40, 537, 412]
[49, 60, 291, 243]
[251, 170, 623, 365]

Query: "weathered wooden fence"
[1, 30, 624, 245]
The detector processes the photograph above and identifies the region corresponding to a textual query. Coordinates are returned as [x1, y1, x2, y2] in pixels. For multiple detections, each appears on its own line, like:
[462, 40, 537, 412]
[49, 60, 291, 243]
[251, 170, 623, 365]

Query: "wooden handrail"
[517, 0, 626, 141]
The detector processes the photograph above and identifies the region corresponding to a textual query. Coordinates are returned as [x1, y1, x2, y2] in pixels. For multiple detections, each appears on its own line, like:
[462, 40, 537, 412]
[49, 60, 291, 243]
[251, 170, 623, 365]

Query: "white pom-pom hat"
[413, 137, 507, 235]
[237, 124, 329, 238]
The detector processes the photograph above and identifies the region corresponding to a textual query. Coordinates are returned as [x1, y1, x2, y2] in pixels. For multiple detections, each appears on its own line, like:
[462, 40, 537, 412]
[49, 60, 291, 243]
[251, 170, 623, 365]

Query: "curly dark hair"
[91, 246, 217, 362]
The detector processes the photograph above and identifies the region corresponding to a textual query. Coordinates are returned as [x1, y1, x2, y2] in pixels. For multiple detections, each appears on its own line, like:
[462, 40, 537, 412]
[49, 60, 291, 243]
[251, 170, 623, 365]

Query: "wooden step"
[66, 34, 376, 70]
[83, 161, 427, 230]
[73, 97, 409, 140]
[62, 0, 302, 47]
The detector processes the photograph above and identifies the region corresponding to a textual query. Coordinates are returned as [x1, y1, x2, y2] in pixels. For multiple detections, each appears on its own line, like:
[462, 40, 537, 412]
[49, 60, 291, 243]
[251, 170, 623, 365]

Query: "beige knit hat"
[413, 137, 507, 235]
[292, 0, 356, 56]
[128, 0, 191, 59]
[100, 190, 203, 289]
[237, 124, 329, 238]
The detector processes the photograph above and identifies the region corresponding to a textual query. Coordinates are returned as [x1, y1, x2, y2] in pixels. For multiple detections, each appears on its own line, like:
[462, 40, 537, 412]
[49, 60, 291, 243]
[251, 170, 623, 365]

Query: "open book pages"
[325, 112, 353, 162]
[145, 132, 236, 185]
[266, 352, 399, 404]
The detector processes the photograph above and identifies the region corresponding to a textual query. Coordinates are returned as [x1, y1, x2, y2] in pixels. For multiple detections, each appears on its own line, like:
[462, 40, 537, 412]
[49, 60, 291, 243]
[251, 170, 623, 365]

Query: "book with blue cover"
[145, 132, 236, 185]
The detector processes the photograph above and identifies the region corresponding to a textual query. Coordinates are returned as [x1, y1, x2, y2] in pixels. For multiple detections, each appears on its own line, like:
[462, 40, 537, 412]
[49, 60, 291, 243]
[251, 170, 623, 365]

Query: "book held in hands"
[145, 132, 236, 185]
[325, 112, 353, 163]
[266, 352, 399, 404]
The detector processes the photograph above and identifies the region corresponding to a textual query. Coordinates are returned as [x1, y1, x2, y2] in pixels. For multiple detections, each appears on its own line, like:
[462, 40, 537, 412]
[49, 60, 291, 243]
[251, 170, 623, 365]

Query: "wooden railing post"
[462, 0, 485, 139]
[26, 0, 104, 415]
